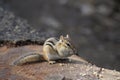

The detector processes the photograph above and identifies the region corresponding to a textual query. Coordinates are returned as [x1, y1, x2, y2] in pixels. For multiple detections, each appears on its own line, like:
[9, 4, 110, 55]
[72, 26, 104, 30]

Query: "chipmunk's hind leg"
[44, 51, 56, 64]
[48, 61, 56, 64]
[43, 45, 58, 64]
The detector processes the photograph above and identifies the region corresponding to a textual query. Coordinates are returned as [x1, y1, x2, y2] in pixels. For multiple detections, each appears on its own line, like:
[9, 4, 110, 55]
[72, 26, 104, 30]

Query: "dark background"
[0, 0, 120, 71]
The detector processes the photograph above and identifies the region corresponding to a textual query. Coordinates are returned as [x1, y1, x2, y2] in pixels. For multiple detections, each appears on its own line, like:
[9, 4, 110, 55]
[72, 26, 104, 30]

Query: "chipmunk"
[13, 34, 77, 65]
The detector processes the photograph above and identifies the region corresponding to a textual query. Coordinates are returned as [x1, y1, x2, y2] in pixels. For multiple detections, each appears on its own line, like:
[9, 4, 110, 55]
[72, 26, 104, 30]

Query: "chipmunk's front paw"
[49, 61, 56, 64]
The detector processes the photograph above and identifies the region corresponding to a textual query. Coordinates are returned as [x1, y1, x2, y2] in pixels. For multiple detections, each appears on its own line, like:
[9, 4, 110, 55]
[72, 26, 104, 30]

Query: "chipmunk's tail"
[13, 52, 44, 66]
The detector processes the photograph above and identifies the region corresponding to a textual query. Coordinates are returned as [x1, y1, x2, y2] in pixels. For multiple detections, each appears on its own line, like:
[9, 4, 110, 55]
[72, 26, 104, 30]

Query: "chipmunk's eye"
[66, 43, 70, 47]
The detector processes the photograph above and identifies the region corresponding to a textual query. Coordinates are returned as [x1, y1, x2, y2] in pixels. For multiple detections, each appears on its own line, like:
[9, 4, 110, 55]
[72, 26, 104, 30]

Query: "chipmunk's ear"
[66, 34, 70, 38]
[60, 35, 64, 41]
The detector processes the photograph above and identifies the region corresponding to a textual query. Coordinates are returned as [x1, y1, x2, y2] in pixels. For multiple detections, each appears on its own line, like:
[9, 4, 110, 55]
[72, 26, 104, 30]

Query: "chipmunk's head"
[56, 34, 77, 57]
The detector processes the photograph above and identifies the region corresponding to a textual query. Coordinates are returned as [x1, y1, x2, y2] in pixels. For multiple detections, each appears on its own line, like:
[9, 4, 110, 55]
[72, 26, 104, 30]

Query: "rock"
[0, 6, 56, 45]
[0, 45, 120, 80]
